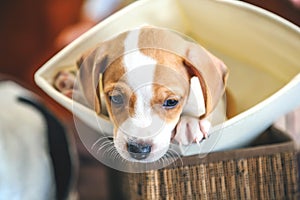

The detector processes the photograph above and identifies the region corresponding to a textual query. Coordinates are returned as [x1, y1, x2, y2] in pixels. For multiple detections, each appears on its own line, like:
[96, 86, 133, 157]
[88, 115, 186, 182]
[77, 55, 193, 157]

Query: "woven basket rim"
[166, 127, 295, 169]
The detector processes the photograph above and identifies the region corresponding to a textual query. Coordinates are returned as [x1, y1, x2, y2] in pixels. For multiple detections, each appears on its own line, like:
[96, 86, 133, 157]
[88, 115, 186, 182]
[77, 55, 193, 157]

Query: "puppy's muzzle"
[127, 141, 152, 160]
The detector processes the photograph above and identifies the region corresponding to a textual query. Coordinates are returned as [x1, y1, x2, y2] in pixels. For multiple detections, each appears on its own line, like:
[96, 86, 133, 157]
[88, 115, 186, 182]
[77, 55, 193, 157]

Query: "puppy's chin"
[115, 144, 170, 163]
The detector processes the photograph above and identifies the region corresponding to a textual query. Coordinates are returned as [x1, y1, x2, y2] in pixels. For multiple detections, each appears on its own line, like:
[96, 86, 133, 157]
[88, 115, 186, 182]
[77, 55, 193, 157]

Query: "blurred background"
[0, 0, 299, 199]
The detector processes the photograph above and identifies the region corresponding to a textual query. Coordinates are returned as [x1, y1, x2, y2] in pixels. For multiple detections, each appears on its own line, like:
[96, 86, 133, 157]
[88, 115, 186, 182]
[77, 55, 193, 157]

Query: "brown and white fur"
[55, 26, 229, 163]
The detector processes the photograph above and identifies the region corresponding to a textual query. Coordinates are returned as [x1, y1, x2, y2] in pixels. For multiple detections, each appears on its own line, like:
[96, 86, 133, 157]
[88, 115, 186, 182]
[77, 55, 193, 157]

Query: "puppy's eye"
[109, 94, 124, 105]
[163, 99, 179, 109]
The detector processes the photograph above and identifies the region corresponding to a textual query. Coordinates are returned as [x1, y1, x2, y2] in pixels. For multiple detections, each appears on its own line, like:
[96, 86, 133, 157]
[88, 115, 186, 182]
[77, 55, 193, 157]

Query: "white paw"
[53, 70, 76, 98]
[172, 116, 211, 145]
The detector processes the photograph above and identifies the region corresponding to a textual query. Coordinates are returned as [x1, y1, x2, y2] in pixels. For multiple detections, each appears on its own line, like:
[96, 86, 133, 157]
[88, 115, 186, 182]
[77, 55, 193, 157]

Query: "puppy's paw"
[172, 116, 211, 145]
[53, 70, 76, 98]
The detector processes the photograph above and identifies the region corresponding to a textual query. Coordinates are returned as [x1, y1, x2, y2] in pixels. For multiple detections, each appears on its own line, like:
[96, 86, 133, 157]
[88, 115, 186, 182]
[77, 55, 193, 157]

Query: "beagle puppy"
[54, 26, 228, 163]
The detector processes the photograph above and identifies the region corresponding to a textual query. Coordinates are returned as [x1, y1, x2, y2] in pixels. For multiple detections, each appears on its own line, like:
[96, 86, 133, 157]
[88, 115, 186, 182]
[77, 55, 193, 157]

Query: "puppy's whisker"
[91, 136, 113, 150]
[103, 145, 115, 155]
[111, 147, 119, 157]
[163, 157, 172, 168]
[97, 141, 114, 154]
[104, 148, 119, 163]
[117, 153, 125, 163]
[172, 149, 183, 166]
[112, 149, 125, 164]
[98, 139, 113, 148]
[163, 153, 173, 166]
[109, 147, 118, 155]
[99, 145, 110, 154]
[101, 145, 123, 165]
[165, 149, 183, 167]
[159, 157, 166, 167]
[97, 140, 112, 150]
[169, 148, 182, 160]
[91, 136, 109, 148]
[163, 152, 171, 164]
[157, 156, 168, 168]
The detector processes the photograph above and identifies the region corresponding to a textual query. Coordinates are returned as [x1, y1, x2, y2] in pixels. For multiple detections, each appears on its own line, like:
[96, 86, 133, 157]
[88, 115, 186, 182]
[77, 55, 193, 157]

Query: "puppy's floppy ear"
[76, 46, 108, 115]
[184, 43, 228, 117]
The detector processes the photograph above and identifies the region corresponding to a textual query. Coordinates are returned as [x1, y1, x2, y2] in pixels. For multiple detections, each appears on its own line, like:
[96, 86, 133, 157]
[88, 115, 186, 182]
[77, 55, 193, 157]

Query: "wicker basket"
[120, 127, 299, 200]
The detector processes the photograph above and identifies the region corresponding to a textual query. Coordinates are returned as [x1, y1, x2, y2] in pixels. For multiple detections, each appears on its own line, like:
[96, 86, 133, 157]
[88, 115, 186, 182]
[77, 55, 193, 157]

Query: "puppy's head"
[76, 26, 228, 163]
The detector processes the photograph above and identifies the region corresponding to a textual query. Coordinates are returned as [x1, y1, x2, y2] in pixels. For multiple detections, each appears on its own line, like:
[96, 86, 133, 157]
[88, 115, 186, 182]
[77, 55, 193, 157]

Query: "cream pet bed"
[35, 0, 300, 157]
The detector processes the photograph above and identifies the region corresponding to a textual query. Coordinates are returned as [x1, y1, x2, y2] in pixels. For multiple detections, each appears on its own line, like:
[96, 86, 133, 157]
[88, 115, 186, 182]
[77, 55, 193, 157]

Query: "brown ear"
[76, 46, 108, 115]
[184, 43, 228, 117]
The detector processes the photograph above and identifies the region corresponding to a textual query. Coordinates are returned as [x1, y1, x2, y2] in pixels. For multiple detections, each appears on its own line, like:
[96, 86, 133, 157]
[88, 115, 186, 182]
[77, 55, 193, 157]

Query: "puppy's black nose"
[127, 142, 152, 160]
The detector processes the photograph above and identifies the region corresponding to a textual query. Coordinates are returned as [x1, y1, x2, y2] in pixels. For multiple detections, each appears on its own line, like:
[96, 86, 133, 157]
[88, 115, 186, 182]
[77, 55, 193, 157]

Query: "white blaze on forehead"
[123, 29, 158, 128]
[123, 29, 157, 73]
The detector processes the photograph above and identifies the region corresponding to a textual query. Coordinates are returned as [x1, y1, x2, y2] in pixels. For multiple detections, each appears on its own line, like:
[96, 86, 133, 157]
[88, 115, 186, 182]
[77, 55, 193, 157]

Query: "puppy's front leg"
[172, 116, 211, 145]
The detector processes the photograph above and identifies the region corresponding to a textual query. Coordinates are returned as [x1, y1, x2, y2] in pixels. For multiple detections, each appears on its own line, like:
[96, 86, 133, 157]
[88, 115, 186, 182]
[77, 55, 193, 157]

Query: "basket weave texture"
[122, 128, 299, 200]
